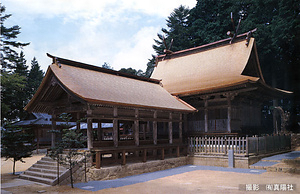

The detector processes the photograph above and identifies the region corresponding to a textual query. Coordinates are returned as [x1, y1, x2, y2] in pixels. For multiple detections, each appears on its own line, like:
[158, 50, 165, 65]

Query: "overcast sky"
[3, 0, 197, 72]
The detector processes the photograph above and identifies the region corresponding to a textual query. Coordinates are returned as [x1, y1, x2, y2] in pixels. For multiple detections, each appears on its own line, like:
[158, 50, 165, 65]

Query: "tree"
[148, 5, 192, 76]
[101, 62, 113, 70]
[153, 5, 192, 55]
[119, 67, 145, 77]
[48, 113, 86, 188]
[0, 5, 29, 71]
[1, 127, 34, 175]
[14, 51, 28, 76]
[1, 5, 30, 123]
[27, 57, 44, 99]
[1, 71, 26, 124]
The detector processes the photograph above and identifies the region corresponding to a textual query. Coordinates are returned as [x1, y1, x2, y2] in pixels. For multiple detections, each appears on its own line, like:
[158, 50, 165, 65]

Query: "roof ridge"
[157, 29, 257, 61]
[46, 53, 160, 84]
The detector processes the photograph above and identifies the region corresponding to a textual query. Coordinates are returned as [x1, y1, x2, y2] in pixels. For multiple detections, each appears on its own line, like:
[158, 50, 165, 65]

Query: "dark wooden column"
[225, 93, 236, 133]
[113, 107, 118, 147]
[76, 112, 81, 131]
[134, 109, 139, 146]
[97, 121, 102, 141]
[204, 97, 209, 132]
[51, 114, 56, 147]
[184, 113, 188, 133]
[179, 113, 183, 143]
[36, 127, 40, 154]
[168, 112, 173, 144]
[87, 118, 93, 149]
[153, 110, 157, 145]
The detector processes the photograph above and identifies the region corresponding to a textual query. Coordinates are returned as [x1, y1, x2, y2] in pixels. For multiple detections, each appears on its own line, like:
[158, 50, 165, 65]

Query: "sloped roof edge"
[157, 29, 257, 62]
[47, 53, 160, 84]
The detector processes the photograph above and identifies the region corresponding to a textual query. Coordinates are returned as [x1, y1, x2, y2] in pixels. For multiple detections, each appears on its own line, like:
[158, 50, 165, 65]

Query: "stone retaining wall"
[70, 157, 189, 184]
[189, 155, 249, 168]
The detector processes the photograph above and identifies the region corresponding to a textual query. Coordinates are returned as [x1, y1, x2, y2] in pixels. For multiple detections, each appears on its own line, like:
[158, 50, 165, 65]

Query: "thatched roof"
[151, 34, 291, 97]
[25, 54, 196, 113]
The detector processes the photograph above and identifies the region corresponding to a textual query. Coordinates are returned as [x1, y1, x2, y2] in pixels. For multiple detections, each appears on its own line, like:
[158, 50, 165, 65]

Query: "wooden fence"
[188, 134, 291, 156]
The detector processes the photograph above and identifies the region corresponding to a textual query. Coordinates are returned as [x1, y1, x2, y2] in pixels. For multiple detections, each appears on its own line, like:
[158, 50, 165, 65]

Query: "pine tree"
[1, 127, 34, 175]
[27, 57, 44, 99]
[1, 5, 30, 123]
[14, 51, 28, 76]
[148, 5, 192, 76]
[153, 5, 192, 55]
[1, 72, 26, 124]
[0, 5, 29, 71]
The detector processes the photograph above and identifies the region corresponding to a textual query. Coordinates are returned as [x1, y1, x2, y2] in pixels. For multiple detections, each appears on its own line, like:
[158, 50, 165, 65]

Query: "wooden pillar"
[51, 114, 56, 148]
[179, 113, 183, 143]
[113, 107, 118, 147]
[97, 121, 102, 141]
[227, 95, 232, 133]
[76, 112, 81, 131]
[36, 128, 40, 154]
[168, 112, 173, 144]
[142, 124, 146, 140]
[153, 111, 157, 145]
[184, 114, 188, 133]
[87, 118, 93, 149]
[204, 98, 209, 133]
[134, 109, 139, 146]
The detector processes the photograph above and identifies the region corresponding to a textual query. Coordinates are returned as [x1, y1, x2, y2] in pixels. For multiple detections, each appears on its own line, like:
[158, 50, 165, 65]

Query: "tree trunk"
[13, 159, 16, 175]
[69, 157, 73, 188]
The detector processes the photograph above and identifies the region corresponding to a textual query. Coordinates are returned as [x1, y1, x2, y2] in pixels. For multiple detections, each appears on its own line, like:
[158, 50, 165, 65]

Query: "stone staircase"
[19, 156, 68, 186]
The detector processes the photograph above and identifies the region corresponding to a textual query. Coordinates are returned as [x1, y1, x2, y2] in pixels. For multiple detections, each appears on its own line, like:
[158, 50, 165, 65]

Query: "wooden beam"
[85, 114, 183, 122]
[113, 107, 118, 147]
[153, 111, 157, 145]
[203, 97, 209, 133]
[51, 114, 56, 147]
[97, 121, 102, 141]
[179, 113, 183, 143]
[87, 118, 93, 149]
[168, 112, 173, 144]
[134, 109, 139, 146]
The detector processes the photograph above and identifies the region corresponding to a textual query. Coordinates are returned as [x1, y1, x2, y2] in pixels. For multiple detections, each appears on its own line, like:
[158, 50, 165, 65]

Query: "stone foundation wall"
[70, 157, 189, 183]
[189, 155, 249, 169]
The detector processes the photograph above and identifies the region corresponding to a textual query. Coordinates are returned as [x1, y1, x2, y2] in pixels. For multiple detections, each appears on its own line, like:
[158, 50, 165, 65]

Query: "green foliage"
[1, 126, 34, 174]
[119, 67, 145, 76]
[0, 5, 30, 70]
[153, 5, 192, 55]
[1, 5, 44, 123]
[101, 62, 113, 70]
[1, 71, 26, 124]
[27, 57, 44, 99]
[48, 113, 86, 188]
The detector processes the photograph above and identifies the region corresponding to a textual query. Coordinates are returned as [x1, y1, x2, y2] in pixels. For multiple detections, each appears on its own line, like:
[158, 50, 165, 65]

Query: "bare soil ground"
[1, 148, 300, 193]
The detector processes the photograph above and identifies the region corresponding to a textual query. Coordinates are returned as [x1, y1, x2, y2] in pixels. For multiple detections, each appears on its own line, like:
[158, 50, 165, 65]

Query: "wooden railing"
[188, 134, 291, 156]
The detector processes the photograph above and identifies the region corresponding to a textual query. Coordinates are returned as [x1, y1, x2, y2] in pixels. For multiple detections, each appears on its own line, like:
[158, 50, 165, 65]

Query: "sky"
[2, 0, 197, 72]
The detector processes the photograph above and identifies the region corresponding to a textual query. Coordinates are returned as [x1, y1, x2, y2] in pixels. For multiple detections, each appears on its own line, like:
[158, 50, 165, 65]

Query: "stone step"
[41, 156, 56, 162]
[28, 167, 66, 175]
[32, 163, 66, 171]
[24, 170, 57, 180]
[37, 160, 57, 166]
[19, 174, 54, 185]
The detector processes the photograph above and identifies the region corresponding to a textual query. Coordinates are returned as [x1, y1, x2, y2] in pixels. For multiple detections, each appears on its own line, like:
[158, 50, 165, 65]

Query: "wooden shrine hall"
[24, 54, 196, 167]
[151, 32, 291, 135]
[24, 31, 291, 168]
